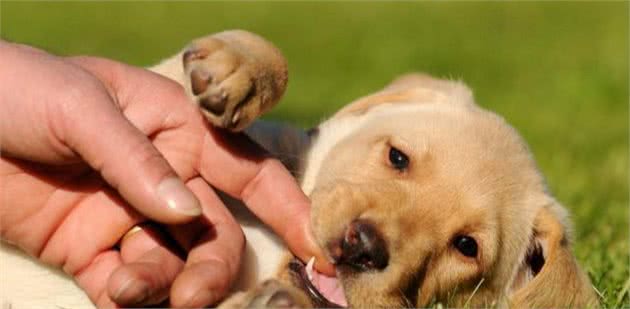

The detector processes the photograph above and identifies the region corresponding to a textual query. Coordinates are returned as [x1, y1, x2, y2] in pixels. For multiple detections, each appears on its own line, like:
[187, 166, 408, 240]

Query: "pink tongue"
[309, 269, 348, 307]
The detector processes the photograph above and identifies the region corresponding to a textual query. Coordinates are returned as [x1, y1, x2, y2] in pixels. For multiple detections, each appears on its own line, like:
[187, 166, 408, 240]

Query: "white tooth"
[306, 257, 315, 281]
[232, 110, 241, 124]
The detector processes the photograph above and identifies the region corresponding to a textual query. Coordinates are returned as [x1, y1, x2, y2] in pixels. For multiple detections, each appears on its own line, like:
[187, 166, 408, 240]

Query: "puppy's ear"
[509, 203, 599, 308]
[383, 73, 474, 105]
[333, 73, 475, 118]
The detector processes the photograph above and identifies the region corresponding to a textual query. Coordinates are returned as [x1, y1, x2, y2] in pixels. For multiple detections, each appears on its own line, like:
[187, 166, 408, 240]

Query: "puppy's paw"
[219, 280, 311, 309]
[183, 30, 288, 131]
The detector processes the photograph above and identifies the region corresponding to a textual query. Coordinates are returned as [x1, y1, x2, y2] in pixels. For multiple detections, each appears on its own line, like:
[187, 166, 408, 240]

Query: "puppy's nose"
[334, 219, 389, 271]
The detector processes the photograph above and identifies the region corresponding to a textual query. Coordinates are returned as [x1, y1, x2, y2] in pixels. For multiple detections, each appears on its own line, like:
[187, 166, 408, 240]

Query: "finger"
[73, 250, 123, 308]
[169, 177, 245, 308]
[58, 62, 201, 224]
[170, 260, 232, 308]
[241, 158, 334, 274]
[38, 185, 147, 274]
[199, 132, 334, 274]
[118, 224, 164, 262]
[108, 227, 185, 307]
[44, 189, 152, 308]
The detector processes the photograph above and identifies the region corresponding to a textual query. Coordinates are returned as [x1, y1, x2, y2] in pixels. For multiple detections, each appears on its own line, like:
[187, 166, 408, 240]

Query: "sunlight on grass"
[1, 1, 627, 307]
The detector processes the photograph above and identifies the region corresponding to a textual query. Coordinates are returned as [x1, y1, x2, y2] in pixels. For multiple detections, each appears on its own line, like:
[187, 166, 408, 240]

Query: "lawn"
[1, 1, 628, 307]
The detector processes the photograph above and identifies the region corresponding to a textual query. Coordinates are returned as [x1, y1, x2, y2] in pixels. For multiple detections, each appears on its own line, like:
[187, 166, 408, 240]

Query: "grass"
[1, 1, 628, 307]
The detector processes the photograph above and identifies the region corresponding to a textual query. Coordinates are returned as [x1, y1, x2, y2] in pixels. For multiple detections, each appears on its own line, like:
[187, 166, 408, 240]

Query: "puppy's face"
[296, 75, 597, 308]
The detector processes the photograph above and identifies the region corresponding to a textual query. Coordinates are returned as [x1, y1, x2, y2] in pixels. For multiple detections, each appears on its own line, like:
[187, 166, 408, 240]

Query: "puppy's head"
[297, 74, 598, 307]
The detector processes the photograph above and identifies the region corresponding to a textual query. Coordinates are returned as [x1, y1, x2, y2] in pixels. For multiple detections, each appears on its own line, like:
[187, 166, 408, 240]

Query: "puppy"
[0, 30, 598, 308]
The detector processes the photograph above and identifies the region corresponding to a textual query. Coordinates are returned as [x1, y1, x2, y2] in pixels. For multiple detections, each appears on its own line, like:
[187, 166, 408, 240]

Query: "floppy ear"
[509, 203, 599, 308]
[333, 73, 476, 118]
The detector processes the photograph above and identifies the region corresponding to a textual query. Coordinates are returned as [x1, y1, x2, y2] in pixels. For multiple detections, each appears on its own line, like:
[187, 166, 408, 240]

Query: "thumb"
[61, 77, 201, 224]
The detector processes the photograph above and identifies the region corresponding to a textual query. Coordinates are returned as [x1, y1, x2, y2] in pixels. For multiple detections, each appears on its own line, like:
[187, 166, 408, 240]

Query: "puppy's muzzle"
[331, 219, 389, 271]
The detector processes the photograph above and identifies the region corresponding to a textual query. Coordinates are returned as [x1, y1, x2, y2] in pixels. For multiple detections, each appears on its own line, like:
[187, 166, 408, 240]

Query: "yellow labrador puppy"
[0, 30, 598, 308]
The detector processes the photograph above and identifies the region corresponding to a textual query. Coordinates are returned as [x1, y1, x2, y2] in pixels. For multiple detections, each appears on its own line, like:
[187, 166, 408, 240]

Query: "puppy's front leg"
[150, 30, 288, 131]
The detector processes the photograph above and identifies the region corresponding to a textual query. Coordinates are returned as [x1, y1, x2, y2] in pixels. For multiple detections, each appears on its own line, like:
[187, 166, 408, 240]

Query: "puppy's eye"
[454, 235, 478, 258]
[389, 147, 409, 171]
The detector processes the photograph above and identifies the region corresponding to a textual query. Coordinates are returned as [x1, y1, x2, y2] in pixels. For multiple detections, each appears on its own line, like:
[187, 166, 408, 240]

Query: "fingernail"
[114, 278, 150, 305]
[157, 177, 202, 216]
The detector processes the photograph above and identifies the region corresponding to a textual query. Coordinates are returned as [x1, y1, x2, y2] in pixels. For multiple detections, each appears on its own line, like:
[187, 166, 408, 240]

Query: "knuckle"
[124, 139, 173, 180]
[240, 158, 284, 202]
[89, 133, 173, 192]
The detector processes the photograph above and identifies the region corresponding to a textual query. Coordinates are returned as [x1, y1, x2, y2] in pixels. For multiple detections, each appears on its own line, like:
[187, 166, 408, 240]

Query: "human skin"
[0, 41, 333, 308]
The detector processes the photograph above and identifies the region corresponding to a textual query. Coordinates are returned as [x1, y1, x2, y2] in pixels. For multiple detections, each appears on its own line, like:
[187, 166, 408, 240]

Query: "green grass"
[1, 1, 628, 307]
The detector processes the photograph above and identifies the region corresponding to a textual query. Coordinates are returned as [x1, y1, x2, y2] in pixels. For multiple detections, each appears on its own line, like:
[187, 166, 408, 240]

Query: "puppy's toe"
[183, 43, 248, 129]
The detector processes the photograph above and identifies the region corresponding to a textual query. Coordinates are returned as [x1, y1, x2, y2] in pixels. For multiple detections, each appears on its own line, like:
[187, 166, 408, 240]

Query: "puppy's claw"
[199, 91, 228, 115]
[190, 69, 211, 95]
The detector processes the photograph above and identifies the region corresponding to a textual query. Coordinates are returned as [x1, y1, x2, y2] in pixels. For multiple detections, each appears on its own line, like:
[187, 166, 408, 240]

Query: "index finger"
[197, 130, 334, 275]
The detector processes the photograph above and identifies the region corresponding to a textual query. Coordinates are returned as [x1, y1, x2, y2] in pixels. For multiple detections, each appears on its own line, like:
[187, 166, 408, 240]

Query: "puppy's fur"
[0, 31, 598, 308]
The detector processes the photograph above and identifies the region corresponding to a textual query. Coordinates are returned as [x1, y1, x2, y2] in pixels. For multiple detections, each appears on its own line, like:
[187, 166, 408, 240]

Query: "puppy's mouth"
[288, 258, 348, 307]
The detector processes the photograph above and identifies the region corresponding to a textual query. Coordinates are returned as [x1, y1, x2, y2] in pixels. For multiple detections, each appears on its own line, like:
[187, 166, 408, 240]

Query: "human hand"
[0, 41, 333, 308]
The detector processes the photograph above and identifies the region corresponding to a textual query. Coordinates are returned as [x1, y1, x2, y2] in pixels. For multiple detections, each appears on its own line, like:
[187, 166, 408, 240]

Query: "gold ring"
[120, 224, 145, 243]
